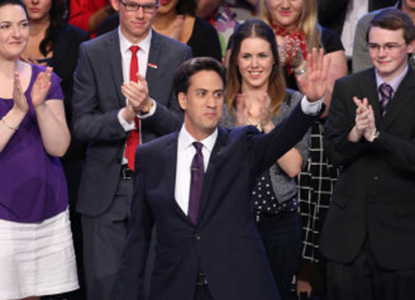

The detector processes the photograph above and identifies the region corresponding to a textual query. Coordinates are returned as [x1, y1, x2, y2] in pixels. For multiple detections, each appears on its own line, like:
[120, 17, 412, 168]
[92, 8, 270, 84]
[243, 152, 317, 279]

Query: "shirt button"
[194, 234, 201, 241]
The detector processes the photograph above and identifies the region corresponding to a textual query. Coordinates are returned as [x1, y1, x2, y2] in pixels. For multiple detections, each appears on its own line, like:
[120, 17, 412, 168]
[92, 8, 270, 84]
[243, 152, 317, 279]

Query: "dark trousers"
[195, 285, 215, 300]
[326, 239, 415, 300]
[81, 178, 133, 300]
[257, 211, 302, 300]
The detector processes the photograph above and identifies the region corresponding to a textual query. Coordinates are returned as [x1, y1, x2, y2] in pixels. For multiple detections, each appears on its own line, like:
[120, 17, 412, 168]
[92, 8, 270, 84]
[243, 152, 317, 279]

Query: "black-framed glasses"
[367, 42, 406, 53]
[119, 0, 158, 13]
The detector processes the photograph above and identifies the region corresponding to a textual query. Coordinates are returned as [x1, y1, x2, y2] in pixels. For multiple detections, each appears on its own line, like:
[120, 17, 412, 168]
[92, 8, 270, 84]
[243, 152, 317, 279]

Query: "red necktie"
[125, 45, 140, 171]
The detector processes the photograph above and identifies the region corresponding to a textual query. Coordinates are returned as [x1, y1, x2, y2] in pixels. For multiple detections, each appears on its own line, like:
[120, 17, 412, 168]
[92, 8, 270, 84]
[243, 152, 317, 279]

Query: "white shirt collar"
[375, 64, 408, 93]
[178, 125, 218, 154]
[118, 27, 152, 56]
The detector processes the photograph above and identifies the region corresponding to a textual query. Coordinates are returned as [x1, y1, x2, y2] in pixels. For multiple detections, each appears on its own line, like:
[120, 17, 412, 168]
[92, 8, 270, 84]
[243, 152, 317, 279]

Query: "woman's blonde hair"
[258, 0, 322, 51]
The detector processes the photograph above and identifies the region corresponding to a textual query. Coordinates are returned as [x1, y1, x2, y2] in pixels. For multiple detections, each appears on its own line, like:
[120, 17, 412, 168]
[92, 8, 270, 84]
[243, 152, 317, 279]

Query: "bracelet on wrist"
[1, 117, 18, 131]
[294, 67, 307, 76]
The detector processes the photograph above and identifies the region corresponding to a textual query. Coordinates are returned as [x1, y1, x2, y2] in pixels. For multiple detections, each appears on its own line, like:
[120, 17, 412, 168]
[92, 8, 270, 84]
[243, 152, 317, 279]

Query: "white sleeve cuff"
[137, 99, 157, 119]
[301, 95, 324, 116]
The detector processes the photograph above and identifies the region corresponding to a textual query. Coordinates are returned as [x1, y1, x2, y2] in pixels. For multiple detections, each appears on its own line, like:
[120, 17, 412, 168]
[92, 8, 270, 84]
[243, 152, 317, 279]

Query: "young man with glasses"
[72, 0, 192, 299]
[321, 8, 415, 300]
[353, 0, 415, 72]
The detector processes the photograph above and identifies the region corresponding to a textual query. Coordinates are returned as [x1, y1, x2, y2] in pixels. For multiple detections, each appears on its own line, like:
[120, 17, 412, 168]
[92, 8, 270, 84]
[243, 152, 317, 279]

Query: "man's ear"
[178, 92, 187, 110]
[110, 0, 119, 11]
[407, 40, 415, 55]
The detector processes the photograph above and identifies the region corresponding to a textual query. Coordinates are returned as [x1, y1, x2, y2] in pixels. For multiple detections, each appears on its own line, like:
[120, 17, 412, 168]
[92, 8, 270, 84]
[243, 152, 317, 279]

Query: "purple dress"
[0, 64, 68, 223]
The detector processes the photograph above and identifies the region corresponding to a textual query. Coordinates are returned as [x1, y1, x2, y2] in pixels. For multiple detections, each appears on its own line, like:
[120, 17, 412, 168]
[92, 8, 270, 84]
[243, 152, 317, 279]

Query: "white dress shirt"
[173, 96, 323, 215]
[175, 126, 217, 215]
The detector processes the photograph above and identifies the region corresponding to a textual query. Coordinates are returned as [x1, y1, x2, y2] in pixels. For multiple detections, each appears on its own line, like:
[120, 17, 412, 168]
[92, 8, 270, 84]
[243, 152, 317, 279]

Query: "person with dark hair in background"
[222, 19, 311, 300]
[71, 0, 192, 299]
[321, 8, 415, 300]
[0, 0, 78, 299]
[114, 52, 330, 299]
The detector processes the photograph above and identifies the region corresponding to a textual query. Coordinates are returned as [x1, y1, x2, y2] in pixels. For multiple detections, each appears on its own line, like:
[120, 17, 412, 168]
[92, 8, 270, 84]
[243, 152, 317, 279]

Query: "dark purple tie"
[379, 83, 393, 117]
[188, 142, 204, 225]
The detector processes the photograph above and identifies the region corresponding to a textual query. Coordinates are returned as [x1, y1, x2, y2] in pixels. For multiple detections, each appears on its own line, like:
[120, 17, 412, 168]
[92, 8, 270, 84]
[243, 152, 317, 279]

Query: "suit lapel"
[197, 128, 229, 227]
[107, 30, 125, 108]
[382, 68, 415, 130]
[146, 31, 161, 97]
[363, 69, 383, 120]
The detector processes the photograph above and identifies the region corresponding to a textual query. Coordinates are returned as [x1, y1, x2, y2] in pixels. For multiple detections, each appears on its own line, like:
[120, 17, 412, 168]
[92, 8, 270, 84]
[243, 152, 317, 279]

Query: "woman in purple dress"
[0, 1, 78, 299]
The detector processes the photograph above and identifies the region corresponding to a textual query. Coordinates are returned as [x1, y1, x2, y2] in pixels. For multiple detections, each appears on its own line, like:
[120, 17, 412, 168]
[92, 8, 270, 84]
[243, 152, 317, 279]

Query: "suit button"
[194, 234, 201, 241]
[373, 176, 379, 181]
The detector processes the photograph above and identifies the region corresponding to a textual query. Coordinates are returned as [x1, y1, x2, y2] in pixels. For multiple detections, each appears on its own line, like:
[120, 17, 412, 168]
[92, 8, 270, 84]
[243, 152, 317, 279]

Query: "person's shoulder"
[80, 29, 117, 51]
[337, 68, 374, 86]
[138, 131, 178, 153]
[194, 16, 217, 33]
[152, 30, 190, 51]
[59, 23, 90, 40]
[359, 7, 389, 25]
[285, 88, 302, 103]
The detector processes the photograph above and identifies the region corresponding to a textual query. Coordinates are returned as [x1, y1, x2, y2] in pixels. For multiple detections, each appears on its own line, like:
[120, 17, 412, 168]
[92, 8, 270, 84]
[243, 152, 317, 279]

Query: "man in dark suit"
[114, 54, 330, 299]
[321, 9, 415, 300]
[71, 0, 192, 299]
[318, 0, 396, 36]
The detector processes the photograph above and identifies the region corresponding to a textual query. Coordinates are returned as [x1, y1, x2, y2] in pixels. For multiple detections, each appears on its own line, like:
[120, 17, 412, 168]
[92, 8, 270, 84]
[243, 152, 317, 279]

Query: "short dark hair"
[173, 57, 226, 97]
[366, 8, 415, 43]
[0, 0, 27, 15]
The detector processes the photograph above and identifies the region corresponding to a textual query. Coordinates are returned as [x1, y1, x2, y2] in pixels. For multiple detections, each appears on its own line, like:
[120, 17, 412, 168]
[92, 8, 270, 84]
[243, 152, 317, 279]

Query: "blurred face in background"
[23, 0, 52, 22]
[402, 0, 415, 11]
[237, 37, 274, 91]
[0, 4, 29, 60]
[266, 0, 303, 30]
[157, 0, 179, 15]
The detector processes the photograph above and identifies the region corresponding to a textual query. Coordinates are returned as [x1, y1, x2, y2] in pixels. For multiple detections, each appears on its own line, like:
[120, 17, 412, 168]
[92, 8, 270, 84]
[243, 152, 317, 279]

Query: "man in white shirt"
[72, 0, 191, 299]
[114, 55, 329, 300]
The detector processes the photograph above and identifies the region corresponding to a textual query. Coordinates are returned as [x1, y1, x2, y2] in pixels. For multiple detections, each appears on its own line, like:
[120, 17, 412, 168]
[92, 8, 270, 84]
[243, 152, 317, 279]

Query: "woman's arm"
[0, 73, 29, 153]
[32, 68, 70, 157]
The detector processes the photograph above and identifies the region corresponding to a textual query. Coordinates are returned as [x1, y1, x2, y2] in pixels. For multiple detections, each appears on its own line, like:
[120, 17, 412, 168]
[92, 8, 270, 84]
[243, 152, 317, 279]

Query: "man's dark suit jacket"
[72, 29, 192, 217]
[318, 0, 397, 36]
[114, 104, 317, 300]
[321, 67, 415, 271]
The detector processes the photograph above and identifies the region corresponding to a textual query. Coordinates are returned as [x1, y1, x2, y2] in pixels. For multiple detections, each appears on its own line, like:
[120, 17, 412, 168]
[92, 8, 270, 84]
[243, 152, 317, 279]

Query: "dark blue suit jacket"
[114, 103, 317, 300]
[72, 29, 192, 217]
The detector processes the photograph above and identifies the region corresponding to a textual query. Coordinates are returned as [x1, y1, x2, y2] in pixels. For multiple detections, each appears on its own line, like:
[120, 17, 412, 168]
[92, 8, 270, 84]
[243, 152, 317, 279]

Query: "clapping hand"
[235, 93, 272, 131]
[353, 97, 376, 141]
[296, 48, 331, 102]
[285, 36, 305, 69]
[122, 73, 153, 120]
[31, 67, 52, 108]
[13, 71, 29, 114]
